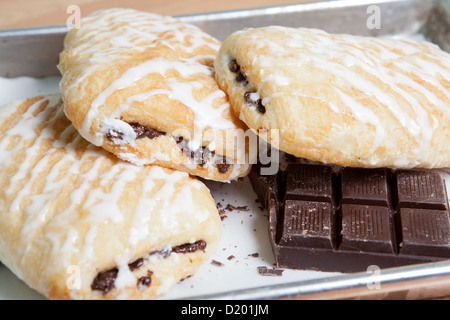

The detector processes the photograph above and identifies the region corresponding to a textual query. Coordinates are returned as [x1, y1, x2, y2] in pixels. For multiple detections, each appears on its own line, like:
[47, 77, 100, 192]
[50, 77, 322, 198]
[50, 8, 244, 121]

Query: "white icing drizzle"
[62, 8, 237, 158]
[0, 94, 213, 298]
[240, 26, 450, 161]
[89, 57, 233, 151]
[64, 9, 220, 64]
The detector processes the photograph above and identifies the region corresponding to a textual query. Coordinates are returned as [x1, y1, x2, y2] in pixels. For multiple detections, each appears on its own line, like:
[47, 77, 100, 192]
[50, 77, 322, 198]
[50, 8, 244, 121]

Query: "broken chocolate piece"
[257, 266, 284, 277]
[249, 163, 450, 273]
[211, 260, 224, 267]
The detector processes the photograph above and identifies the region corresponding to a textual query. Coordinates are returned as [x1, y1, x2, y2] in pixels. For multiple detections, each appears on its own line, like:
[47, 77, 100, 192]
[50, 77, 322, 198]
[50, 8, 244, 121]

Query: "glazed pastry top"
[215, 26, 450, 168]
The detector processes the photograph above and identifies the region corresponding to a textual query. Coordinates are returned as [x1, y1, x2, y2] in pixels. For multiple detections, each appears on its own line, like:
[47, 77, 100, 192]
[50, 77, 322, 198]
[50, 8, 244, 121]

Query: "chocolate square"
[395, 170, 447, 210]
[399, 208, 450, 257]
[280, 200, 335, 249]
[341, 168, 390, 207]
[340, 204, 394, 254]
[284, 163, 334, 204]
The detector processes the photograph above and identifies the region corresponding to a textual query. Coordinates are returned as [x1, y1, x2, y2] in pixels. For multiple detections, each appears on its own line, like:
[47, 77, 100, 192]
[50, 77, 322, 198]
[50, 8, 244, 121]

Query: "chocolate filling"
[216, 158, 231, 174]
[128, 258, 144, 272]
[105, 121, 164, 142]
[244, 91, 266, 114]
[105, 121, 231, 174]
[229, 59, 249, 86]
[91, 240, 207, 294]
[175, 136, 212, 166]
[175, 136, 231, 173]
[229, 58, 266, 114]
[128, 122, 164, 139]
[228, 59, 240, 73]
[105, 130, 124, 141]
[235, 73, 248, 85]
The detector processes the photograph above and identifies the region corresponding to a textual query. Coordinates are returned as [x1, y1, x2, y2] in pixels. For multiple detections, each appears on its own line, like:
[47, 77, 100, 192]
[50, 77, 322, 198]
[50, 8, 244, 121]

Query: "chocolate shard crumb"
[225, 204, 250, 212]
[225, 204, 234, 211]
[172, 240, 207, 254]
[227, 255, 235, 260]
[257, 266, 284, 277]
[211, 260, 224, 267]
[91, 268, 119, 293]
[248, 253, 259, 258]
[219, 210, 228, 220]
[179, 275, 192, 282]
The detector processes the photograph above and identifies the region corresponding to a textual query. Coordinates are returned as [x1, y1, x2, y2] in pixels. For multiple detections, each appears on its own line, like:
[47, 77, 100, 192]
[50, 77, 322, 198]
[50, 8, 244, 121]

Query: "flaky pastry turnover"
[214, 26, 450, 169]
[58, 8, 254, 181]
[0, 94, 221, 300]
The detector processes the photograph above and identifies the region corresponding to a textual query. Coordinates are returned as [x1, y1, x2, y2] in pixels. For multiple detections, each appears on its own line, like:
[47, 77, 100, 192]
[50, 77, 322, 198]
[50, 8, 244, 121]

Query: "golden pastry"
[58, 8, 254, 181]
[0, 94, 221, 300]
[214, 26, 450, 169]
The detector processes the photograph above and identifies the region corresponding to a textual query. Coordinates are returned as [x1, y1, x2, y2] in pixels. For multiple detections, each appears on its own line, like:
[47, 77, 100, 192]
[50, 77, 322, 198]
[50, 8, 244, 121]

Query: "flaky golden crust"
[0, 94, 221, 300]
[215, 26, 450, 169]
[58, 8, 253, 181]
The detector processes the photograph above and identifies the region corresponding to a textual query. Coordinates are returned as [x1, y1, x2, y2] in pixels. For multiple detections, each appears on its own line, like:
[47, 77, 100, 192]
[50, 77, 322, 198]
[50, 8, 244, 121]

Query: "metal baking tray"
[0, 0, 450, 300]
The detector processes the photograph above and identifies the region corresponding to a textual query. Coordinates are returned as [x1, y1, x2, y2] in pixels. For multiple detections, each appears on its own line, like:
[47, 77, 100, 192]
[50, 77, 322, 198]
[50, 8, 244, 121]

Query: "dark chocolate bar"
[249, 162, 450, 273]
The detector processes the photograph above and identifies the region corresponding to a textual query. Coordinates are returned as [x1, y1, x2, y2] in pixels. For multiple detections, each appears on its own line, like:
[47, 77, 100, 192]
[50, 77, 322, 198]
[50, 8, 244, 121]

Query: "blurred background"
[0, 0, 320, 30]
